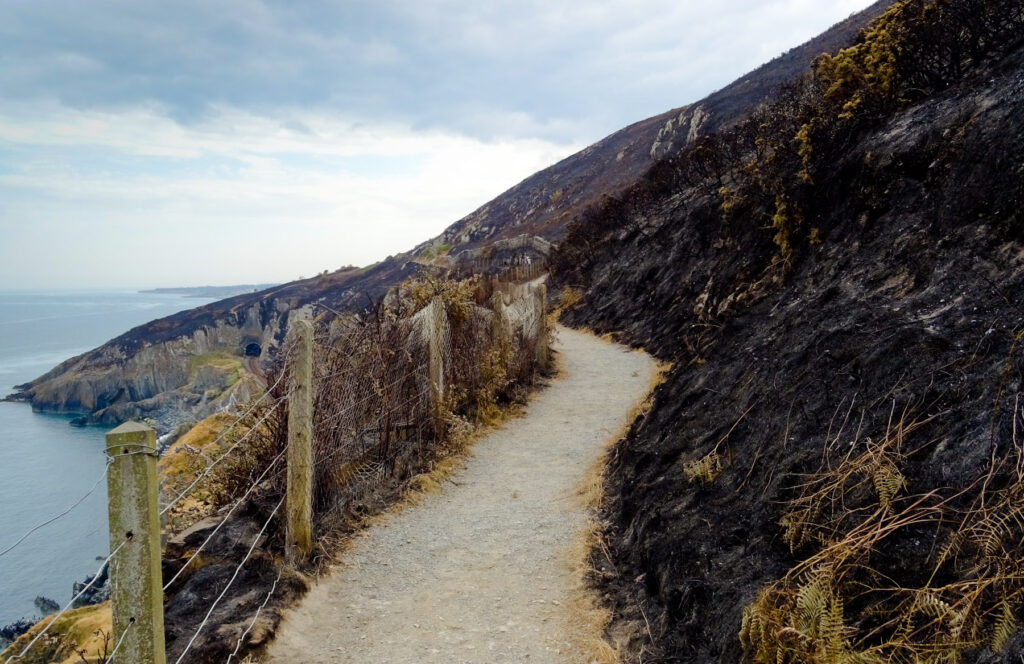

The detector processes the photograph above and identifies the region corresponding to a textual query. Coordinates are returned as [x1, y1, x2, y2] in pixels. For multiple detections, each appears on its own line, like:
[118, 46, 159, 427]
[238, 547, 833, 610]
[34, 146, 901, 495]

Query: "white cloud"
[0, 104, 580, 288]
[0, 0, 881, 288]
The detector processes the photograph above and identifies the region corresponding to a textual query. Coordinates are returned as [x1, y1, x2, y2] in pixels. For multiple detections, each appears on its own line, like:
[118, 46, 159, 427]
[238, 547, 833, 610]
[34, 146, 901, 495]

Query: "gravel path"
[264, 325, 658, 663]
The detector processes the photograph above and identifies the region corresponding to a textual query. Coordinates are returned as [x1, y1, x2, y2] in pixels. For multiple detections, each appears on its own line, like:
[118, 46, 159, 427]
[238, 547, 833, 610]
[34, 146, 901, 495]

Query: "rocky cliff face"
[6, 261, 408, 431]
[552, 1, 1024, 660]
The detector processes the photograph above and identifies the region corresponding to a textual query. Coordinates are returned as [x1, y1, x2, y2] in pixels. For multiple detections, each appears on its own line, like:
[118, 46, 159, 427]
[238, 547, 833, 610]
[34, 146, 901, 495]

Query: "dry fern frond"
[796, 576, 828, 640]
[684, 449, 723, 483]
[872, 459, 904, 511]
[741, 401, 1024, 664]
[822, 591, 846, 662]
[989, 601, 1016, 652]
[910, 591, 961, 626]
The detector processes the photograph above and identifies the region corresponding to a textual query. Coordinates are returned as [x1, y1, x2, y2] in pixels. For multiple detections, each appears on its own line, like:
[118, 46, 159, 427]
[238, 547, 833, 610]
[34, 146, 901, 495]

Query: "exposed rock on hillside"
[434, 0, 889, 249]
[5, 261, 412, 431]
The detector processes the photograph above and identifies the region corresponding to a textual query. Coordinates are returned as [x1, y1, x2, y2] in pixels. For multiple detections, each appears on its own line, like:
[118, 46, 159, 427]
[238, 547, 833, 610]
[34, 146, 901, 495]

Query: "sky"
[0, 0, 874, 289]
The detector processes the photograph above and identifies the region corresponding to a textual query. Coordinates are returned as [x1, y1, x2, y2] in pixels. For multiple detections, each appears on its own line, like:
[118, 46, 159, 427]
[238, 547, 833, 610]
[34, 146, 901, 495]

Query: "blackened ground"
[555, 47, 1024, 663]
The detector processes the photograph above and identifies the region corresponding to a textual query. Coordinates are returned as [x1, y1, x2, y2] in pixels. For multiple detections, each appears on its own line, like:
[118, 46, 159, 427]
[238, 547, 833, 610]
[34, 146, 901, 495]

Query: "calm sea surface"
[0, 289, 214, 625]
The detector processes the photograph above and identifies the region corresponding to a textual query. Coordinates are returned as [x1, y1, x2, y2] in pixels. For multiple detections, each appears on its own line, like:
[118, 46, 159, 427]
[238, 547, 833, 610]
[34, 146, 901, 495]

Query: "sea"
[0, 289, 215, 626]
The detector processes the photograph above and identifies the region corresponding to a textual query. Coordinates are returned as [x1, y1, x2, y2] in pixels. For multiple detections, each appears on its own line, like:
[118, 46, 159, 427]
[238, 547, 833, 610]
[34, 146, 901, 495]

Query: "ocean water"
[0, 289, 214, 625]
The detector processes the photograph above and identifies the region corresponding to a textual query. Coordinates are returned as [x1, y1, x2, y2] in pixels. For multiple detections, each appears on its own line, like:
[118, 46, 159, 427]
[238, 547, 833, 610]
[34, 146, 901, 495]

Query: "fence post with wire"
[427, 297, 447, 440]
[286, 317, 314, 564]
[534, 283, 549, 372]
[105, 421, 166, 664]
[49, 273, 552, 664]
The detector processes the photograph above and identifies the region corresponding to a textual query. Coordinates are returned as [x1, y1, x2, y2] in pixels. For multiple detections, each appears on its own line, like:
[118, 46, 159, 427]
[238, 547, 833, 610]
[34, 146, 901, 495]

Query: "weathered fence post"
[286, 318, 314, 564]
[491, 291, 506, 341]
[105, 422, 165, 664]
[535, 283, 549, 372]
[427, 298, 446, 440]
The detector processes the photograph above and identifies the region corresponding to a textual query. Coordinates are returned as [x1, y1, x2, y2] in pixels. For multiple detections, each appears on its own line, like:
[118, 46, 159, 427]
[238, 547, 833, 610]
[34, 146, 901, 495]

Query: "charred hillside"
[436, 1, 890, 249]
[552, 1, 1024, 662]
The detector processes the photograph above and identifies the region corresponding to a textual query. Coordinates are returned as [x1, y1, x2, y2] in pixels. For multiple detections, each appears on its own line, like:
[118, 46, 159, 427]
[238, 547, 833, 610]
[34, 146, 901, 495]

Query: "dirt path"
[264, 325, 659, 663]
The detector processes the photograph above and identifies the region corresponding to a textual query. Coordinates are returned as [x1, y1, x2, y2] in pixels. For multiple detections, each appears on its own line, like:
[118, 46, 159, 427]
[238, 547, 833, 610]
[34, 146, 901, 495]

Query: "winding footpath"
[265, 325, 659, 663]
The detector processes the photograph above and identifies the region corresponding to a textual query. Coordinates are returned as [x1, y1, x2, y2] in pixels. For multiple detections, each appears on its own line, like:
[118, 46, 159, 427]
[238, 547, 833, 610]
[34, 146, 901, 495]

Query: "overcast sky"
[0, 0, 873, 289]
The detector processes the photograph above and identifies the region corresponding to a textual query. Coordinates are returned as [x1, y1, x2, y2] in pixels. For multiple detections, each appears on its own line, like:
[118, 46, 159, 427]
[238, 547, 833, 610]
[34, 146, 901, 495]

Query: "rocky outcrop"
[10, 312, 271, 432]
[70, 566, 109, 609]
[4, 257, 419, 431]
[32, 598, 58, 616]
[0, 619, 34, 650]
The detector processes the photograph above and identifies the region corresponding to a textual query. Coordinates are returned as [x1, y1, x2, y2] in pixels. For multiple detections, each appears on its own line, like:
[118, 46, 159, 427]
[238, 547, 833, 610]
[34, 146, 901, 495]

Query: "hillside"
[551, 0, 1024, 661]
[433, 0, 891, 249]
[3, 2, 890, 433]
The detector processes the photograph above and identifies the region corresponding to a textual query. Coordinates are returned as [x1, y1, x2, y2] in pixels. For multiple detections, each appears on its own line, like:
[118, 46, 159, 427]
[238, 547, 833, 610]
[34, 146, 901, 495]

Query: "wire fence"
[0, 271, 549, 664]
[2, 541, 128, 664]
[162, 274, 550, 664]
[0, 461, 112, 559]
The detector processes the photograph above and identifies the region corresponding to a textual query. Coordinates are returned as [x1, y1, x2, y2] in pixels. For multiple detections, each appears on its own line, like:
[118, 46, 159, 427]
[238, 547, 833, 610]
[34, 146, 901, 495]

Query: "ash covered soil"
[554, 40, 1024, 664]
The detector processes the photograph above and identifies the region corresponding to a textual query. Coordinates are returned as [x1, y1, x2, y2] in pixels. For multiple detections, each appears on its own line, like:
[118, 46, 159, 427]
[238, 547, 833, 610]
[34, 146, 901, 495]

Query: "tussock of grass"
[0, 603, 111, 664]
[158, 412, 239, 530]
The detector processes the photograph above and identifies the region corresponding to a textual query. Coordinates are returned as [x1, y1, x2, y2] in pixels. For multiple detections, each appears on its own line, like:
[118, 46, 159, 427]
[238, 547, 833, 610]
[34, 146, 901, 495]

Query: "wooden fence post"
[427, 298, 446, 440]
[491, 291, 507, 349]
[105, 422, 166, 664]
[286, 318, 314, 564]
[535, 283, 549, 372]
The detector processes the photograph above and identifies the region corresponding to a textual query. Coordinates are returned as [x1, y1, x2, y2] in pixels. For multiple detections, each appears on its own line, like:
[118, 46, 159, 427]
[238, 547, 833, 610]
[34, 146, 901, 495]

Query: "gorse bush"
[738, 0, 1024, 266]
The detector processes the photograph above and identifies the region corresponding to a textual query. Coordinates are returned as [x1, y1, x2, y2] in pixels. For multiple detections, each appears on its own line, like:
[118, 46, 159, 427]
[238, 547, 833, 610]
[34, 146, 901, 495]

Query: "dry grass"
[0, 603, 111, 664]
[741, 402, 1024, 664]
[158, 412, 240, 531]
[158, 412, 237, 479]
[565, 522, 622, 664]
[550, 285, 583, 319]
[565, 353, 669, 664]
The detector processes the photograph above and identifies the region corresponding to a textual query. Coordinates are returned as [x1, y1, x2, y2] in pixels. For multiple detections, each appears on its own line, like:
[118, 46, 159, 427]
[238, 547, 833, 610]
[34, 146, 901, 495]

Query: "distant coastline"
[139, 284, 277, 298]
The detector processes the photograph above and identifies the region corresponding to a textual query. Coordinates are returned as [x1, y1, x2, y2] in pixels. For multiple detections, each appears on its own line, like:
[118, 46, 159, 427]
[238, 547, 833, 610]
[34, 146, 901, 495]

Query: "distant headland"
[139, 284, 277, 298]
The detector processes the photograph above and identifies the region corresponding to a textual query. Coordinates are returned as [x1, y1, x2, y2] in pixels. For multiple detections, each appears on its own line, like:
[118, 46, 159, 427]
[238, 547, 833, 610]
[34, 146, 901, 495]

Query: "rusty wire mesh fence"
[233, 275, 550, 528]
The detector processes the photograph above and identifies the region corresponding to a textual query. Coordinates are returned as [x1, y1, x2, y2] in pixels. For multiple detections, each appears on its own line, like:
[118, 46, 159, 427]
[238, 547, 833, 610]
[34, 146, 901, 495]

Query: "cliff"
[6, 260, 413, 431]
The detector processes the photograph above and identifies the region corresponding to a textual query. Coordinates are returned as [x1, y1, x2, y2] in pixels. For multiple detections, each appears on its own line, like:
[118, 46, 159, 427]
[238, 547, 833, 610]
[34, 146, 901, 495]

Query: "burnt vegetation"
[155, 274, 548, 664]
[552, 0, 1024, 662]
